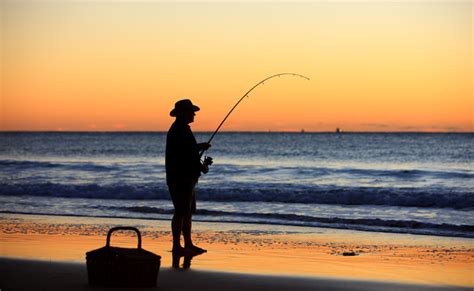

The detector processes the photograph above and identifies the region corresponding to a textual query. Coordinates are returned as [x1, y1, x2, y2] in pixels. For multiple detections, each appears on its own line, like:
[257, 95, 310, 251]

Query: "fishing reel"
[201, 156, 213, 174]
[203, 156, 213, 166]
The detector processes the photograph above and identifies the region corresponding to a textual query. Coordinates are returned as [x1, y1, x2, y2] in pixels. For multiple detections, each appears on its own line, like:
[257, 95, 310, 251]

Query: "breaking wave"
[0, 182, 472, 209]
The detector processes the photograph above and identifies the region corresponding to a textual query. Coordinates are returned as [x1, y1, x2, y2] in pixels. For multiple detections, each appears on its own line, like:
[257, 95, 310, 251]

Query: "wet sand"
[0, 213, 473, 290]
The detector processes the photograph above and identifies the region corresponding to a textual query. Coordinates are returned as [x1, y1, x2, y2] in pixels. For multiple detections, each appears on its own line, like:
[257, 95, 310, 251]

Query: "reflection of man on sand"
[172, 249, 203, 269]
[166, 99, 213, 255]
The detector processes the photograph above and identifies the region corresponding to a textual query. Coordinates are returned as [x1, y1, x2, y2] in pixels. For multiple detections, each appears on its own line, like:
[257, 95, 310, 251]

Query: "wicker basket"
[86, 226, 161, 287]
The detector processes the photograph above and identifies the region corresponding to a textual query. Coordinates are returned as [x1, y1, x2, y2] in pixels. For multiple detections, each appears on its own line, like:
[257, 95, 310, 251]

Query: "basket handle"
[106, 226, 142, 249]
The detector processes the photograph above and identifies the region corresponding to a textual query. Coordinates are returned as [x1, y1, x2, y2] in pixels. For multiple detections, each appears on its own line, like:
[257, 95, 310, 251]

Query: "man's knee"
[173, 213, 185, 221]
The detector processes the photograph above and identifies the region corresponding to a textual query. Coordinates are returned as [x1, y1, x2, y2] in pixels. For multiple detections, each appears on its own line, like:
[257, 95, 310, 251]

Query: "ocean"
[0, 132, 473, 238]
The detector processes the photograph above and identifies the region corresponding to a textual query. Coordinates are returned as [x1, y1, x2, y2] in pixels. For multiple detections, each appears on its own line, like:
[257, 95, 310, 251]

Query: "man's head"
[170, 99, 200, 124]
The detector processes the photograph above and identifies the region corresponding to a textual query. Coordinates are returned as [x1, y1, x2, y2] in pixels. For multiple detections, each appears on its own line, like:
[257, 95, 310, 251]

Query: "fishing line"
[200, 72, 310, 158]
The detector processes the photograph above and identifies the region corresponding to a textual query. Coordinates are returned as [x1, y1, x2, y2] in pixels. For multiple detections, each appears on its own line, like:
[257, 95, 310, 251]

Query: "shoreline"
[2, 210, 472, 239]
[1, 213, 473, 288]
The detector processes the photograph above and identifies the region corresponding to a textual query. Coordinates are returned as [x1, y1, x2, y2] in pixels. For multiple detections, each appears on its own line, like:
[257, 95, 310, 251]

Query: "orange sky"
[1, 1, 472, 132]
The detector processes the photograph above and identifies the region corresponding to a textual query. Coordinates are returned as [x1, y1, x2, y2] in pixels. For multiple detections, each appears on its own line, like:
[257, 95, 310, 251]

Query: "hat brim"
[170, 105, 200, 117]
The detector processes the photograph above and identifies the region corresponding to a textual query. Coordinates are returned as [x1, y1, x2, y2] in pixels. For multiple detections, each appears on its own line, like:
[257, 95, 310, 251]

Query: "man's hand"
[198, 143, 211, 151]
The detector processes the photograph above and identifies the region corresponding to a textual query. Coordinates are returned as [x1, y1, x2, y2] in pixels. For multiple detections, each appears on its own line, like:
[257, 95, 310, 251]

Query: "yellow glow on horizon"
[1, 1, 472, 132]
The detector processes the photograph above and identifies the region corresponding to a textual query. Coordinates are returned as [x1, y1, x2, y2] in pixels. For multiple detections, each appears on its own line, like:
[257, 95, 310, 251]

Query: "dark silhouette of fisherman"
[166, 99, 212, 255]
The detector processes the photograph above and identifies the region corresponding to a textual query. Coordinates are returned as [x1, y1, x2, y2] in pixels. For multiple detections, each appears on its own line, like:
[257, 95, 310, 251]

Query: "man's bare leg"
[171, 214, 184, 250]
[182, 215, 193, 248]
[183, 215, 206, 253]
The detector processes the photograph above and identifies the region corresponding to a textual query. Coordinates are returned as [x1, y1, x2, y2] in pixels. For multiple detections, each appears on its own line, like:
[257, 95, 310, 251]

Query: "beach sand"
[0, 258, 467, 291]
[1, 213, 473, 290]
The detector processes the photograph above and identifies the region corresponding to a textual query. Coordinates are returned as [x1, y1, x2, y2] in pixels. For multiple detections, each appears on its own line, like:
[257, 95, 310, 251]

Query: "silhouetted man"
[166, 99, 212, 255]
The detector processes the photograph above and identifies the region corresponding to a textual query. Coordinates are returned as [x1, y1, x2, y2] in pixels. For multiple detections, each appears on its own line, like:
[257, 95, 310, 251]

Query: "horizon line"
[1, 130, 473, 134]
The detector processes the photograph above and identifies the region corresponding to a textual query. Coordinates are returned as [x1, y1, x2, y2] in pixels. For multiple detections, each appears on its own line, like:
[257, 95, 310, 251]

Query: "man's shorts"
[168, 179, 197, 215]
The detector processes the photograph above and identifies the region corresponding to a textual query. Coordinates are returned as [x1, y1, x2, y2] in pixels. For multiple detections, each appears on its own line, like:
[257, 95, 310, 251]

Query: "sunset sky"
[1, 0, 472, 132]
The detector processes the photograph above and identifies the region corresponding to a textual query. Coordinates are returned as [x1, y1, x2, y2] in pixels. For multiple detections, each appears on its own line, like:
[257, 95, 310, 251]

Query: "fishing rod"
[200, 72, 310, 158]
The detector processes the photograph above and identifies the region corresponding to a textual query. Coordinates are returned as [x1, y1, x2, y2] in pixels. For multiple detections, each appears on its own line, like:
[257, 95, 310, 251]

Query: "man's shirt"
[165, 120, 201, 185]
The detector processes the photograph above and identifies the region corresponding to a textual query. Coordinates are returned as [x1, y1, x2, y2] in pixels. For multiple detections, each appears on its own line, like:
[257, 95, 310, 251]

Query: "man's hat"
[170, 99, 200, 117]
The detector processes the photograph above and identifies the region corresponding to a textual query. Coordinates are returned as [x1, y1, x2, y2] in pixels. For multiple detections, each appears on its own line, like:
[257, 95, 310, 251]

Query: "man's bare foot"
[172, 246, 196, 256]
[186, 245, 207, 253]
